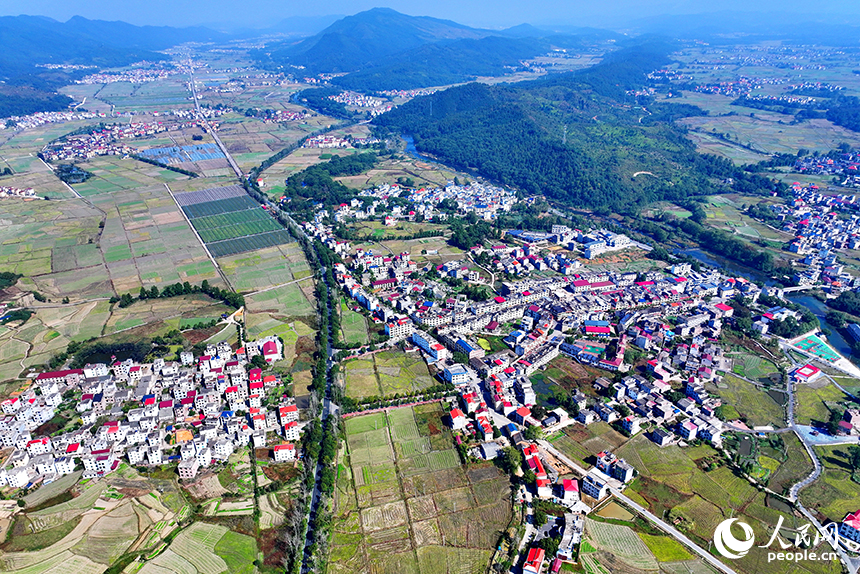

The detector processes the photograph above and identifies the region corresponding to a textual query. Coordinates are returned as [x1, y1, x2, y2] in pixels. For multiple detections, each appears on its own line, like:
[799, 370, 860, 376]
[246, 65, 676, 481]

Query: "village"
[295, 185, 860, 572]
[0, 185, 37, 199]
[0, 334, 299, 491]
[755, 184, 860, 289]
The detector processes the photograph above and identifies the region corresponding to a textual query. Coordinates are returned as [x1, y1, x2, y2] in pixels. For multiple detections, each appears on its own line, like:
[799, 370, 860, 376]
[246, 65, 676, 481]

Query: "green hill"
[374, 41, 777, 210]
[255, 8, 488, 74]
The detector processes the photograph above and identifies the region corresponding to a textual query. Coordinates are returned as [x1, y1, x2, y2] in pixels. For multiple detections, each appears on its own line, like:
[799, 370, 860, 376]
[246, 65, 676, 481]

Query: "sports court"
[793, 334, 840, 362]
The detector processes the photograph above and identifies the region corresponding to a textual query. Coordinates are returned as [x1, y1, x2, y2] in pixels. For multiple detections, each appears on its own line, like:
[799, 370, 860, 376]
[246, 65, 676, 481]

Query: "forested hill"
[373, 41, 777, 211]
[253, 8, 610, 91]
[255, 8, 487, 74]
[330, 35, 551, 92]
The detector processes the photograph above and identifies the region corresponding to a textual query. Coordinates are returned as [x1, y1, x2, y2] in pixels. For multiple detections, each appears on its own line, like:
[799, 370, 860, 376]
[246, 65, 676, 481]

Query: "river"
[401, 135, 441, 165]
[675, 247, 776, 286]
[676, 248, 860, 366]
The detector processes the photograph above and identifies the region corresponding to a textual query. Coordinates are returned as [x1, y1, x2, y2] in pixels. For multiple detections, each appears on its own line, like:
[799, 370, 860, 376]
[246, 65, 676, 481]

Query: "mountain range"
[0, 15, 226, 117]
[253, 8, 622, 91]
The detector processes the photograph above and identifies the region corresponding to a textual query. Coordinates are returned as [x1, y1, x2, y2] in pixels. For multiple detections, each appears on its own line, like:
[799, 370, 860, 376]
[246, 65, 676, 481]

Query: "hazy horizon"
[1, 0, 858, 31]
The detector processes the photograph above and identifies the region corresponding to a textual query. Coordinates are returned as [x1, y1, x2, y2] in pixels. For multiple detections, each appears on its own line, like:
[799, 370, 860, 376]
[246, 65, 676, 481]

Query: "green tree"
[523, 425, 544, 441]
[848, 445, 860, 471]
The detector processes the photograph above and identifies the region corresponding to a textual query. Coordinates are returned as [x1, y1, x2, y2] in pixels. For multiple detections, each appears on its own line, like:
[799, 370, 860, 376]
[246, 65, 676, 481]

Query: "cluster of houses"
[0, 186, 37, 199]
[0, 336, 300, 491]
[379, 87, 440, 98]
[303, 135, 351, 149]
[359, 182, 517, 221]
[768, 186, 860, 289]
[41, 121, 174, 161]
[76, 66, 183, 85]
[1, 110, 105, 131]
[245, 109, 308, 123]
[794, 152, 860, 182]
[691, 75, 787, 97]
[327, 91, 391, 115]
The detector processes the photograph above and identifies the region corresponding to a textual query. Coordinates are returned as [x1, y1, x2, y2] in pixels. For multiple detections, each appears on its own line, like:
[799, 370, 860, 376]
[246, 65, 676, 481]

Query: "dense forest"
[331, 36, 548, 92]
[374, 41, 781, 211]
[280, 153, 378, 217]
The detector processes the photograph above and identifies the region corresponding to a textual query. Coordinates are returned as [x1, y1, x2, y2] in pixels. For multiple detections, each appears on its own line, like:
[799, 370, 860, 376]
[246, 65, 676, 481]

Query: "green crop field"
[795, 381, 849, 426]
[617, 433, 838, 574]
[800, 445, 860, 523]
[220, 242, 310, 292]
[340, 299, 369, 346]
[731, 353, 779, 381]
[637, 533, 692, 562]
[586, 518, 658, 571]
[343, 349, 435, 400]
[709, 375, 785, 427]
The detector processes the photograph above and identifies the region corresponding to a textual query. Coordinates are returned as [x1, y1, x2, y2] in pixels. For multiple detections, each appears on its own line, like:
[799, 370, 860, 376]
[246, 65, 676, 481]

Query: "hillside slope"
[256, 8, 488, 74]
[374, 41, 776, 210]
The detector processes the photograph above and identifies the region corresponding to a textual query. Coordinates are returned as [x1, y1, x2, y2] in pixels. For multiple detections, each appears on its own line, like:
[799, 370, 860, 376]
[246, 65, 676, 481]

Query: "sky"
[0, 0, 858, 30]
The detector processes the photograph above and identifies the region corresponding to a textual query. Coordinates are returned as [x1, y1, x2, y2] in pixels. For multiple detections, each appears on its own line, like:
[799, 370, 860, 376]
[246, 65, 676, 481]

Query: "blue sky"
[0, 0, 857, 29]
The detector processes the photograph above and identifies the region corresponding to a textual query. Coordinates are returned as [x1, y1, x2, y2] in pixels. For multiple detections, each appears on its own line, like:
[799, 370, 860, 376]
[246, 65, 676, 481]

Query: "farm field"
[174, 184, 293, 258]
[137, 521, 258, 574]
[343, 349, 435, 400]
[352, 234, 464, 269]
[795, 379, 849, 426]
[331, 403, 512, 574]
[93, 78, 193, 113]
[766, 432, 815, 496]
[730, 351, 780, 381]
[218, 241, 311, 293]
[585, 518, 658, 571]
[673, 91, 860, 158]
[213, 111, 337, 174]
[703, 194, 794, 243]
[550, 422, 630, 468]
[0, 469, 189, 574]
[335, 154, 474, 191]
[0, 168, 223, 302]
[616, 434, 839, 574]
[68, 155, 195, 198]
[799, 445, 860, 523]
[346, 220, 450, 242]
[707, 374, 785, 428]
[340, 299, 369, 346]
[0, 118, 111, 188]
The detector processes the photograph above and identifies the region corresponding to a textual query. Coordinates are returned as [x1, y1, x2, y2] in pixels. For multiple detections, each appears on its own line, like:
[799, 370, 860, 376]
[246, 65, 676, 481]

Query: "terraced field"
[332, 403, 512, 574]
[617, 434, 839, 574]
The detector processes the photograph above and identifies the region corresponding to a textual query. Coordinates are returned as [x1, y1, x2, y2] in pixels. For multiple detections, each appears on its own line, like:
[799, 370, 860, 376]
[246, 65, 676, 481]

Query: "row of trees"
[131, 154, 198, 178]
[110, 280, 244, 310]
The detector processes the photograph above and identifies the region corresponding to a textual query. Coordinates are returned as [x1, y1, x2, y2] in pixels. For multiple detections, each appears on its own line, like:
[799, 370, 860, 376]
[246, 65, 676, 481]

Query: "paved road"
[539, 440, 740, 574]
[186, 60, 244, 180]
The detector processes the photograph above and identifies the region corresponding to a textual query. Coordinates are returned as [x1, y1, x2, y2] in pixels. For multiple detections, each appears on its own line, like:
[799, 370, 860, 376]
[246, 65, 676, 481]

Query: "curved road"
[538, 440, 740, 574]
